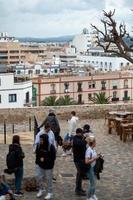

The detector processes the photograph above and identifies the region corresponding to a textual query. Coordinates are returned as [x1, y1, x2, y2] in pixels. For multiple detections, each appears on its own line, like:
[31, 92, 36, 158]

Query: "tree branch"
[91, 10, 133, 64]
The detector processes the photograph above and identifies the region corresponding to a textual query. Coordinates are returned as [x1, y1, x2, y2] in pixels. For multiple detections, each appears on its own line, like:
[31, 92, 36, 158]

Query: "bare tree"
[91, 10, 133, 63]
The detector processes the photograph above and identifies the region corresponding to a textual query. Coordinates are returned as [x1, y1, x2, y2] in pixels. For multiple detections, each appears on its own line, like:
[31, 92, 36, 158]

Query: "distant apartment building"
[0, 73, 32, 108]
[0, 32, 64, 65]
[32, 72, 133, 106]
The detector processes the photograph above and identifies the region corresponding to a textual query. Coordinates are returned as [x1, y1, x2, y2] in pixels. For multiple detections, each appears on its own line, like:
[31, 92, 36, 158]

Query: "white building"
[70, 29, 97, 54]
[0, 73, 32, 108]
[76, 53, 132, 71]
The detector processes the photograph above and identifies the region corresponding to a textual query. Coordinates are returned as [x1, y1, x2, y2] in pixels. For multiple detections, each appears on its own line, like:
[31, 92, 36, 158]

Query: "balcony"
[50, 90, 56, 94]
[101, 87, 106, 90]
[123, 97, 130, 101]
[124, 85, 128, 89]
[112, 97, 119, 102]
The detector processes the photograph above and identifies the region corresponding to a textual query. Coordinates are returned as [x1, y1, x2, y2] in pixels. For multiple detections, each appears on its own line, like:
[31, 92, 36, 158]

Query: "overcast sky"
[0, 0, 132, 37]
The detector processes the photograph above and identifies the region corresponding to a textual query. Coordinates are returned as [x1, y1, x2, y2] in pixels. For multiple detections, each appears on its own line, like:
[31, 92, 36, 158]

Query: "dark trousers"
[74, 162, 83, 191]
[14, 167, 23, 192]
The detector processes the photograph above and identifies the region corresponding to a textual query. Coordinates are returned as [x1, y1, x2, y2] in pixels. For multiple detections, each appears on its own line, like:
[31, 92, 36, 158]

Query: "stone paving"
[0, 119, 133, 200]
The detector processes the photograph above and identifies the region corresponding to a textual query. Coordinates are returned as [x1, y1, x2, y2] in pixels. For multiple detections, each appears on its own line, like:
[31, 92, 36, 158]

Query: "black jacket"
[94, 156, 104, 180]
[35, 144, 56, 169]
[72, 135, 86, 162]
[39, 113, 60, 139]
[9, 143, 25, 167]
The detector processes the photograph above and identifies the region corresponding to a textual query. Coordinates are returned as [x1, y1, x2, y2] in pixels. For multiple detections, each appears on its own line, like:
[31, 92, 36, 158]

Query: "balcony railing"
[50, 90, 56, 94]
[112, 86, 117, 89]
[101, 87, 106, 90]
[123, 97, 130, 101]
[112, 97, 119, 102]
[124, 85, 128, 89]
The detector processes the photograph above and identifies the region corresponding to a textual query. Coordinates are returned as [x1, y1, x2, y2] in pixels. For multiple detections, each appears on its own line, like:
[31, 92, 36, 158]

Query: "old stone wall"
[0, 104, 133, 123]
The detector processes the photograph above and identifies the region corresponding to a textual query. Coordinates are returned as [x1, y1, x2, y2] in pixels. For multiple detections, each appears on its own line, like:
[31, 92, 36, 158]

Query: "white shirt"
[34, 128, 56, 148]
[85, 146, 97, 167]
[68, 116, 79, 134]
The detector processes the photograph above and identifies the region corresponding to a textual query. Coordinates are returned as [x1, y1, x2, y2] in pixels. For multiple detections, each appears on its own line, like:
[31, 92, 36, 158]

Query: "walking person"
[85, 136, 98, 200]
[39, 109, 60, 147]
[61, 111, 79, 156]
[8, 135, 25, 197]
[72, 128, 86, 196]
[68, 111, 79, 135]
[35, 134, 56, 199]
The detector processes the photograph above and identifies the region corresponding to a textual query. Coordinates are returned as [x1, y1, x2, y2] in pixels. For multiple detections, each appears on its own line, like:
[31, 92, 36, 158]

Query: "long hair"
[40, 134, 49, 151]
[12, 135, 20, 145]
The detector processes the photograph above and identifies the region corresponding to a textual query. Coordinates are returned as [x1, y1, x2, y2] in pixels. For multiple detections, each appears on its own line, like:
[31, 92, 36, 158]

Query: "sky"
[0, 0, 132, 38]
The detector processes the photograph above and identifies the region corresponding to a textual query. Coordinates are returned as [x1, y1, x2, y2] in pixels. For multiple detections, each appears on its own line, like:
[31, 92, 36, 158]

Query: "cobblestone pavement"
[0, 119, 133, 200]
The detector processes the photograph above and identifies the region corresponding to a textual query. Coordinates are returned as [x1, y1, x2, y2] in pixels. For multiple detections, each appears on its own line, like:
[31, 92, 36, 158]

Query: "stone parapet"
[0, 104, 133, 122]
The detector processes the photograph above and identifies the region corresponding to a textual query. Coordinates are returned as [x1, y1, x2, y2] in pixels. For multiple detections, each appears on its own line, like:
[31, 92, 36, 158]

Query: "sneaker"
[36, 189, 45, 198]
[75, 190, 86, 196]
[92, 194, 98, 200]
[44, 193, 53, 199]
[14, 191, 24, 197]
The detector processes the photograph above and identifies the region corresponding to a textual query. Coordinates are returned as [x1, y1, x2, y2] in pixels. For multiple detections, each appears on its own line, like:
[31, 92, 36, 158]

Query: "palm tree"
[89, 92, 111, 104]
[41, 96, 58, 106]
[56, 95, 77, 106]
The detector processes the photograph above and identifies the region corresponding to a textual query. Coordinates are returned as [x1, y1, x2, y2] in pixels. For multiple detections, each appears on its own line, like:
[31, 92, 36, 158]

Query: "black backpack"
[6, 150, 19, 170]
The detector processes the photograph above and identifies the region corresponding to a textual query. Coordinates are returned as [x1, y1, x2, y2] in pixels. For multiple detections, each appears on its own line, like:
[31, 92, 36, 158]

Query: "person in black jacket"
[9, 135, 25, 197]
[72, 128, 86, 196]
[35, 134, 56, 200]
[39, 109, 60, 146]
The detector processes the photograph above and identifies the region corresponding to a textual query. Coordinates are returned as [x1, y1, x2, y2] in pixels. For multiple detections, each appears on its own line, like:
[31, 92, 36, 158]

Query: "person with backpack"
[39, 109, 60, 146]
[6, 135, 25, 197]
[35, 134, 56, 200]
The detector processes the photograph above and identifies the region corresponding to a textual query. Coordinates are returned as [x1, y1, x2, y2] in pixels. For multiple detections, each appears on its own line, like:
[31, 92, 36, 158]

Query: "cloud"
[0, 0, 132, 37]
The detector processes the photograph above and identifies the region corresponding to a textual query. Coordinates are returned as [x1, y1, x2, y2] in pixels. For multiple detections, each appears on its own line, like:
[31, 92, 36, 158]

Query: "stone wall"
[0, 104, 133, 123]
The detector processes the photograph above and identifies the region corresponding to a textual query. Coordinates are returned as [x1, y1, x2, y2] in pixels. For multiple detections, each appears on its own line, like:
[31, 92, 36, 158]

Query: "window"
[35, 70, 40, 74]
[88, 93, 92, 100]
[50, 83, 56, 94]
[113, 91, 117, 98]
[25, 92, 30, 103]
[64, 82, 69, 93]
[78, 94, 82, 104]
[0, 95, 1, 103]
[88, 81, 95, 89]
[17, 70, 21, 74]
[9, 94, 17, 102]
[124, 79, 128, 89]
[124, 90, 128, 98]
[112, 80, 118, 89]
[101, 80, 106, 90]
[77, 82, 82, 92]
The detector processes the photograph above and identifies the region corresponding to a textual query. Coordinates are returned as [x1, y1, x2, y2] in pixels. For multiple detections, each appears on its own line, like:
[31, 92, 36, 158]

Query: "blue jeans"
[74, 162, 83, 191]
[87, 166, 96, 198]
[14, 167, 23, 192]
